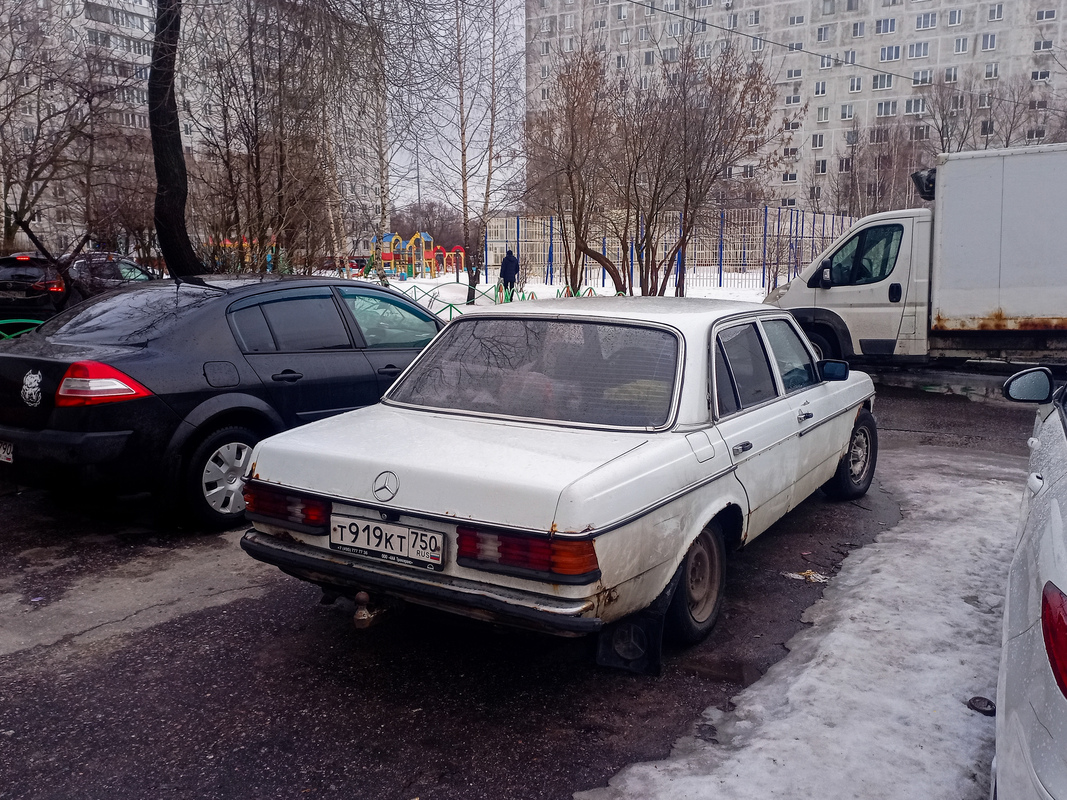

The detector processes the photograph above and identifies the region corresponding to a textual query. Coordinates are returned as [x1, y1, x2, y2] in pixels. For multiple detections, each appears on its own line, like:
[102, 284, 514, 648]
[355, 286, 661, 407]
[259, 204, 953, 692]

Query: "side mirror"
[1003, 367, 1054, 404]
[818, 359, 849, 381]
[819, 261, 832, 290]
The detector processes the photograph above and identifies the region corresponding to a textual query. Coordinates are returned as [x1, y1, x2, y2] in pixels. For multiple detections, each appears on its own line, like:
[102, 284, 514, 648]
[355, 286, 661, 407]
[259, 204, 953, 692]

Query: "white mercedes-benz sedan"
[240, 297, 877, 672]
[994, 368, 1067, 799]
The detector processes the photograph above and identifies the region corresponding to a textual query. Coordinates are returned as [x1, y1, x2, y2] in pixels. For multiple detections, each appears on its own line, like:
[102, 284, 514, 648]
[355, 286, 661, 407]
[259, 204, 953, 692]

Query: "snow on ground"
[383, 274, 768, 317]
[575, 447, 1023, 800]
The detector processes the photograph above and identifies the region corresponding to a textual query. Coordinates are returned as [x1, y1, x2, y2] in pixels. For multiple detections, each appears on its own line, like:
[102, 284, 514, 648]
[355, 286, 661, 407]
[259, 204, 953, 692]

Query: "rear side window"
[715, 323, 778, 413]
[232, 290, 352, 352]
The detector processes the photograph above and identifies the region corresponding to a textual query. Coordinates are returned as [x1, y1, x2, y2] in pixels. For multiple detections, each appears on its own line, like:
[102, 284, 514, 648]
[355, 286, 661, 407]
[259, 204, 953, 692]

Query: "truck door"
[814, 222, 910, 357]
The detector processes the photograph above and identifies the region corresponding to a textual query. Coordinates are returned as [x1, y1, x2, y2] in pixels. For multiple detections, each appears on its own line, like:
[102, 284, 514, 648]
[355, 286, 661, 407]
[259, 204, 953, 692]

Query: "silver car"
[996, 367, 1067, 799]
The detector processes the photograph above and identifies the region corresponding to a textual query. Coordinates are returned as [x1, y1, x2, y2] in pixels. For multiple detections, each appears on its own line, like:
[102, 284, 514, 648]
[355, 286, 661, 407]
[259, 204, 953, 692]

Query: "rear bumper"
[0, 425, 132, 465]
[241, 529, 604, 636]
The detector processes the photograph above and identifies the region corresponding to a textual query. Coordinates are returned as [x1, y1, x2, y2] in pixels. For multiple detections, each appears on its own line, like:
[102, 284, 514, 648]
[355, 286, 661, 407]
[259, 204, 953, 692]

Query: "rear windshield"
[37, 283, 218, 343]
[387, 317, 680, 428]
[0, 261, 49, 281]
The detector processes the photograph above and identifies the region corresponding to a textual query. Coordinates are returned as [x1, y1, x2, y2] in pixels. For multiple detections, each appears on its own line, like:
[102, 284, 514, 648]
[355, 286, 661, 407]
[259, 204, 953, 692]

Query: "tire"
[806, 331, 835, 361]
[666, 523, 726, 645]
[185, 425, 258, 529]
[822, 409, 878, 500]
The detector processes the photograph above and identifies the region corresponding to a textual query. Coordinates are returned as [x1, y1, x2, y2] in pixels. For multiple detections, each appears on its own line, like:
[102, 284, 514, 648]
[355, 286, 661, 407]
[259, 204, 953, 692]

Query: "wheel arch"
[788, 308, 856, 360]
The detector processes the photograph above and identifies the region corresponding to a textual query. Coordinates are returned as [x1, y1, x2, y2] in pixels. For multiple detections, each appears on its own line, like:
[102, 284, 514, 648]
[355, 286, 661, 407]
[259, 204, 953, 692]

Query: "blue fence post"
[761, 206, 769, 288]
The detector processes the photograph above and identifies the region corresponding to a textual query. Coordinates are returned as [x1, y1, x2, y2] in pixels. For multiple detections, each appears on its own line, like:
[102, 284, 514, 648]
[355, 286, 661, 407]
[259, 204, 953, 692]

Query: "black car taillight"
[244, 481, 330, 535]
[30, 276, 64, 294]
[456, 525, 600, 583]
[55, 361, 153, 406]
[1042, 580, 1067, 699]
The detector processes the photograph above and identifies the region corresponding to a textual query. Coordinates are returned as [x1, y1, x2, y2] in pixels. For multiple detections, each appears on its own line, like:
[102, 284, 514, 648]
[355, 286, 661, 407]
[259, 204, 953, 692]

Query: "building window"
[788, 41, 804, 51]
[985, 62, 999, 79]
[875, 18, 896, 33]
[592, 18, 606, 29]
[841, 103, 854, 119]
[880, 45, 900, 61]
[539, 41, 550, 55]
[843, 50, 856, 64]
[541, 88, 550, 100]
[541, 65, 550, 79]
[839, 158, 853, 173]
[981, 119, 995, 136]
[979, 92, 993, 108]
[726, 13, 738, 27]
[814, 159, 828, 174]
[789, 14, 805, 24]
[817, 106, 830, 122]
[911, 125, 929, 140]
[945, 66, 958, 82]
[787, 68, 803, 78]
[876, 100, 897, 116]
[644, 50, 655, 64]
[785, 93, 801, 106]
[905, 97, 926, 113]
[748, 9, 760, 24]
[872, 73, 892, 89]
[814, 80, 826, 95]
[948, 8, 962, 25]
[825, 0, 837, 13]
[667, 21, 682, 36]
[1037, 9, 1056, 21]
[954, 37, 967, 53]
[820, 54, 834, 68]
[1029, 99, 1049, 110]
[645, 1, 656, 15]
[818, 25, 830, 41]
[620, 29, 630, 43]
[908, 42, 929, 58]
[783, 172, 798, 183]
[916, 12, 936, 29]
[870, 126, 889, 143]
[784, 147, 799, 157]
[617, 5, 628, 19]
[564, 37, 574, 51]
[982, 33, 996, 50]
[781, 198, 797, 207]
[1035, 40, 1053, 51]
[743, 165, 755, 178]
[1032, 69, 1051, 81]
[785, 119, 802, 131]
[988, 3, 1002, 21]
[752, 37, 764, 51]
[639, 27, 650, 40]
[812, 133, 825, 148]
[1027, 128, 1046, 141]
[852, 21, 865, 36]
[849, 76, 862, 91]
[564, 14, 574, 29]
[846, 0, 859, 9]
[811, 186, 822, 200]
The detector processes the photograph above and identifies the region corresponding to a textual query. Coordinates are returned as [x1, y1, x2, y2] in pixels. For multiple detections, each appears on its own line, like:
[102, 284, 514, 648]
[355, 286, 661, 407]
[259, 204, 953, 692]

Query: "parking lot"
[0, 383, 1034, 800]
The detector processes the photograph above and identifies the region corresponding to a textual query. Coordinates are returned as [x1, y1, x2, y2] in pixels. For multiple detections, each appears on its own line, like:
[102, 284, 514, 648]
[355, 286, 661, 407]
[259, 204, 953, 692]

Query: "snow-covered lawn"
[576, 447, 1022, 800]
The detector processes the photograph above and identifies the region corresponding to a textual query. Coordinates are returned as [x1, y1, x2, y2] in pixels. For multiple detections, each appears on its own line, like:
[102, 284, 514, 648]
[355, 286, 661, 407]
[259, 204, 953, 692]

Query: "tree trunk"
[149, 0, 202, 278]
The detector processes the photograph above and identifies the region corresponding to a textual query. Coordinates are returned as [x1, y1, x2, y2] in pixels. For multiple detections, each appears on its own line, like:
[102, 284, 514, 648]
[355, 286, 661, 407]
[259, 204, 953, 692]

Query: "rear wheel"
[822, 409, 878, 500]
[185, 425, 257, 529]
[667, 523, 726, 644]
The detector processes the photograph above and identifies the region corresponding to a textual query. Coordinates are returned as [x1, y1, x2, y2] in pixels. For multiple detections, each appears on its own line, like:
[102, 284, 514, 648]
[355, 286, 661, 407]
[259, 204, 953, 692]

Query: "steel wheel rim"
[201, 441, 250, 514]
[848, 427, 872, 484]
[686, 533, 720, 623]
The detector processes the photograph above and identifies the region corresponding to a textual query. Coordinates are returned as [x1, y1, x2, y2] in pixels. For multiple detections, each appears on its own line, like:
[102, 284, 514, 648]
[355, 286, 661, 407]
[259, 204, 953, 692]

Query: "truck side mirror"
[819, 260, 832, 289]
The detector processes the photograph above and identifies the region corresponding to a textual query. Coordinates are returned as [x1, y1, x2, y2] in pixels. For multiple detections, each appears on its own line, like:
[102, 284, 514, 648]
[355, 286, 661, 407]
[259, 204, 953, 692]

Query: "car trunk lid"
[250, 404, 648, 532]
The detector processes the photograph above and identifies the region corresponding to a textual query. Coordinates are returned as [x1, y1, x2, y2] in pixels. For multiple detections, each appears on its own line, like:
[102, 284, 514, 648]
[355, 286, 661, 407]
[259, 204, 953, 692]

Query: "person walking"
[500, 249, 519, 299]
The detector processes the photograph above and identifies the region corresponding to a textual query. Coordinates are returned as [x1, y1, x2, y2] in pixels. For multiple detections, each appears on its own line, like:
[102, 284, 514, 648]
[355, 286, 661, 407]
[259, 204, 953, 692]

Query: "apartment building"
[526, 0, 1064, 211]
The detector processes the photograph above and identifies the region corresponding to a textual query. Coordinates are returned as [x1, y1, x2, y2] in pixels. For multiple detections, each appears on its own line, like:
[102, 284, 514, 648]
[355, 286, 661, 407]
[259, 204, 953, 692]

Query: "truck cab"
[766, 208, 932, 362]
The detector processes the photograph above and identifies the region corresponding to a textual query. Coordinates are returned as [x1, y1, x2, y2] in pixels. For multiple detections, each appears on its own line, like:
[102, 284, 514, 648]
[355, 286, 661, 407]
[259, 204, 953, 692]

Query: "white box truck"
[766, 144, 1067, 364]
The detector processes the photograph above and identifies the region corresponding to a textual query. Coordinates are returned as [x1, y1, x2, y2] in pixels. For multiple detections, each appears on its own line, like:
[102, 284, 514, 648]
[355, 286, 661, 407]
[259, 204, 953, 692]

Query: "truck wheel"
[807, 331, 835, 361]
[822, 409, 878, 500]
[667, 523, 726, 644]
[184, 425, 258, 529]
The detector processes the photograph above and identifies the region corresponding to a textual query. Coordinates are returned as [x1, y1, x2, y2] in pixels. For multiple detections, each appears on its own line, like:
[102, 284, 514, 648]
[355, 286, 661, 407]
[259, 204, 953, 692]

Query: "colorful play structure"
[370, 232, 466, 280]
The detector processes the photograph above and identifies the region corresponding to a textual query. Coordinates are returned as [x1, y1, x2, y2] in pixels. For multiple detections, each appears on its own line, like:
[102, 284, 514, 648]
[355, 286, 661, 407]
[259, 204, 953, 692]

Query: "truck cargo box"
[932, 144, 1067, 333]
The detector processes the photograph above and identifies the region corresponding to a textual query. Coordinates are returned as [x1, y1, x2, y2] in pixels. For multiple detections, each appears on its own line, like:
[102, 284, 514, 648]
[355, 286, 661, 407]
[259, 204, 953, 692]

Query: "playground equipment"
[371, 232, 444, 279]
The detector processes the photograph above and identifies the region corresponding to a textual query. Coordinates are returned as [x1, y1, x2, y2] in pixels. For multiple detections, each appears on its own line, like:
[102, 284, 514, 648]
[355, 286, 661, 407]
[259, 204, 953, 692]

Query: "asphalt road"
[0, 385, 1035, 800]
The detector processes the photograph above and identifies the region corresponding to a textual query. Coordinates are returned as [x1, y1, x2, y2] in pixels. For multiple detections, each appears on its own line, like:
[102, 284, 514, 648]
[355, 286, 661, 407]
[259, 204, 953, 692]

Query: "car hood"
[249, 403, 654, 532]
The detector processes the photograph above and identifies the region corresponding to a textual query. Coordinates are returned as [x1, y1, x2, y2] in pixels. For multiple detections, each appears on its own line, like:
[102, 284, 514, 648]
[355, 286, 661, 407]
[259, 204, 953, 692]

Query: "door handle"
[732, 441, 753, 455]
[271, 370, 303, 383]
[889, 283, 902, 303]
[377, 366, 402, 376]
[797, 410, 814, 422]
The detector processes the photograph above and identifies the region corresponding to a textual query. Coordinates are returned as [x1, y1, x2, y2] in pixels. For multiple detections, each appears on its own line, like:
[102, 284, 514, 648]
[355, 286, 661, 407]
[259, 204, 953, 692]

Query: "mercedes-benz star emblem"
[372, 471, 399, 502]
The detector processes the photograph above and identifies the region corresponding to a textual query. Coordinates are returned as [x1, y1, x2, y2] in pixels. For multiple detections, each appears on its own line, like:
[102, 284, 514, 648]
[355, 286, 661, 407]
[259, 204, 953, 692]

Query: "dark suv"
[0, 254, 66, 336]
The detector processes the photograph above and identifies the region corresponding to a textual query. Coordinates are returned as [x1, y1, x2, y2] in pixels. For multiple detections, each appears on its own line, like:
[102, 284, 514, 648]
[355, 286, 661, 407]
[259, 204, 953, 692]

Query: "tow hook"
[352, 591, 386, 629]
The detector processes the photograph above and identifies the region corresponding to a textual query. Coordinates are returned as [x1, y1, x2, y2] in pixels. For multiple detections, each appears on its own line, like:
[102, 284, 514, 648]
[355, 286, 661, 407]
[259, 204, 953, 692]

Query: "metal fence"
[483, 207, 856, 292]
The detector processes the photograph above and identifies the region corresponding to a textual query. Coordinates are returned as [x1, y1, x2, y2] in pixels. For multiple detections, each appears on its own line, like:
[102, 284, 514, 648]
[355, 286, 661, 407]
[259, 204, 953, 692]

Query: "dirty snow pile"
[577, 448, 1022, 800]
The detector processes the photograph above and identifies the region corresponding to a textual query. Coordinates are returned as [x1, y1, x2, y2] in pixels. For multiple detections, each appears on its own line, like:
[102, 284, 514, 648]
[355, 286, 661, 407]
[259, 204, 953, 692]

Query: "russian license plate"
[0, 441, 11, 464]
[329, 515, 445, 571]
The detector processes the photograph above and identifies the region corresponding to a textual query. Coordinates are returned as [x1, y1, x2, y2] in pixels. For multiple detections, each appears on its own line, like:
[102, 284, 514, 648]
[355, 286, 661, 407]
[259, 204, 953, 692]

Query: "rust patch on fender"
[932, 308, 1067, 332]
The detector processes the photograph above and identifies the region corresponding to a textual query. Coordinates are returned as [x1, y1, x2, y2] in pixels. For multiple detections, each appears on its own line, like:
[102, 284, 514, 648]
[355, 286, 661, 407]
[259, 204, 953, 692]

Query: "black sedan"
[0, 253, 66, 336]
[0, 276, 442, 527]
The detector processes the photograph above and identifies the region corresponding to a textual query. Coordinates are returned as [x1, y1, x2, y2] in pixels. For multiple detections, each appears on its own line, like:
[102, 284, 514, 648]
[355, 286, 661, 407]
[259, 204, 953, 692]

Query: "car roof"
[454, 296, 780, 335]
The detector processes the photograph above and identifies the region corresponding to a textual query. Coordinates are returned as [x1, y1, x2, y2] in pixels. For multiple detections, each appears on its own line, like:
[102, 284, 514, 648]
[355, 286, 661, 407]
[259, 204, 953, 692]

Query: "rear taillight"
[456, 526, 600, 582]
[1042, 581, 1067, 699]
[55, 361, 152, 406]
[30, 276, 64, 294]
[243, 481, 330, 534]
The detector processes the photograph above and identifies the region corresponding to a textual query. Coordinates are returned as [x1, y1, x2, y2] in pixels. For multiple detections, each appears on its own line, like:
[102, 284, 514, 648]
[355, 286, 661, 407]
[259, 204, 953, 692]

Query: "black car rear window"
[37, 284, 219, 343]
[0, 261, 49, 281]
